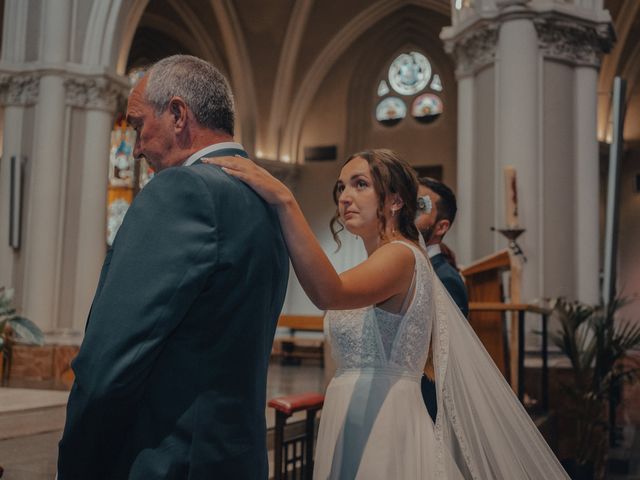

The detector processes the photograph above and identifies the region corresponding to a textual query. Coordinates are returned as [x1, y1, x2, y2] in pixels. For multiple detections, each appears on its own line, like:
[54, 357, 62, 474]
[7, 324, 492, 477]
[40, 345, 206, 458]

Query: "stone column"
[0, 74, 39, 291]
[534, 16, 612, 303]
[443, 25, 499, 265]
[442, 0, 613, 303]
[21, 0, 71, 330]
[454, 77, 474, 265]
[496, 2, 540, 300]
[64, 76, 126, 331]
[574, 66, 600, 303]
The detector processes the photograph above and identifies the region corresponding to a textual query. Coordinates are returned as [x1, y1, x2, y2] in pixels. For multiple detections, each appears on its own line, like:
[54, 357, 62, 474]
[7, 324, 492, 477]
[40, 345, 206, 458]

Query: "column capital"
[0, 72, 40, 106]
[533, 15, 614, 68]
[443, 22, 500, 78]
[64, 74, 129, 113]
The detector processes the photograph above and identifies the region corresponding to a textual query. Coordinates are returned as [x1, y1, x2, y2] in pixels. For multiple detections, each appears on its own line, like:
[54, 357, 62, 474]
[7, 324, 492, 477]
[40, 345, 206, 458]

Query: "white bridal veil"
[428, 259, 569, 479]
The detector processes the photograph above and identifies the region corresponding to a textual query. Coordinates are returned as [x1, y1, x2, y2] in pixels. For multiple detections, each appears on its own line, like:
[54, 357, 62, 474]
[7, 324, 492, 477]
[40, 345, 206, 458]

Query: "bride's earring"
[391, 209, 398, 235]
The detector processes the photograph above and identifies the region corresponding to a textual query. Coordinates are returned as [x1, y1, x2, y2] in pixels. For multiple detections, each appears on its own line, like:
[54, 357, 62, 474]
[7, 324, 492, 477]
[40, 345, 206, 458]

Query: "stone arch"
[82, 0, 150, 73]
[281, 0, 449, 163]
[81, 0, 256, 150]
[344, 7, 453, 156]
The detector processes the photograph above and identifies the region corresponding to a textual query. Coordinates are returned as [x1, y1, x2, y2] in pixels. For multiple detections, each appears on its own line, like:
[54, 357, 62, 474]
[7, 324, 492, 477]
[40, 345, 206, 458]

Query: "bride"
[205, 149, 568, 479]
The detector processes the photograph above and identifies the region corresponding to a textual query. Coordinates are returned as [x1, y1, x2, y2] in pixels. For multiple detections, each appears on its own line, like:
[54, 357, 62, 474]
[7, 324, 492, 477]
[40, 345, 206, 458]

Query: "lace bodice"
[325, 241, 434, 375]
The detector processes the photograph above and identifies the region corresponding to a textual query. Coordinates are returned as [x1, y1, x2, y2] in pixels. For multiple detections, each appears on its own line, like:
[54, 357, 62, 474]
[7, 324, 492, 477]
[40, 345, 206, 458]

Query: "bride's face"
[335, 157, 381, 237]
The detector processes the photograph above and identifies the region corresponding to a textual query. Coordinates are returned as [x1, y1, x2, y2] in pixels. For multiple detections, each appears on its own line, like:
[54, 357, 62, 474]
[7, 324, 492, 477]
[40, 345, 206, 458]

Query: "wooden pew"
[461, 249, 522, 390]
[273, 315, 325, 365]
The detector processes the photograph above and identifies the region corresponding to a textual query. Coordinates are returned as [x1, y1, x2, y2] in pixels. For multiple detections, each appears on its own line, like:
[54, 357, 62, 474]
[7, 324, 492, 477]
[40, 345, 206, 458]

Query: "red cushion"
[268, 392, 325, 415]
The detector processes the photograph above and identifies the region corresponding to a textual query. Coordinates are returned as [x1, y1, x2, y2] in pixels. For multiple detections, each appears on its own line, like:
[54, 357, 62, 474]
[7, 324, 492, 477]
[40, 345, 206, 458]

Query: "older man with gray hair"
[58, 55, 289, 479]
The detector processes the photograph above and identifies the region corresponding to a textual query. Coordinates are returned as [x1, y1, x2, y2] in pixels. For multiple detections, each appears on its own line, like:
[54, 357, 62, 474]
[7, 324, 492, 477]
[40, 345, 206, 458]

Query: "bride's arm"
[204, 157, 415, 310]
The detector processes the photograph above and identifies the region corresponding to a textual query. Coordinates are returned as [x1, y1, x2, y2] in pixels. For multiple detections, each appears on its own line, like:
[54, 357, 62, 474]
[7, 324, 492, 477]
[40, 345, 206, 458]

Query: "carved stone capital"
[0, 73, 40, 106]
[444, 24, 500, 78]
[64, 75, 128, 112]
[534, 16, 614, 68]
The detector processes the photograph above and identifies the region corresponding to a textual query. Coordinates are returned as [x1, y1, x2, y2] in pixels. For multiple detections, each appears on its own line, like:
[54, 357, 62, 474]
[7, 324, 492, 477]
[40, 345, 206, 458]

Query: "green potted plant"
[0, 286, 45, 385]
[550, 296, 640, 480]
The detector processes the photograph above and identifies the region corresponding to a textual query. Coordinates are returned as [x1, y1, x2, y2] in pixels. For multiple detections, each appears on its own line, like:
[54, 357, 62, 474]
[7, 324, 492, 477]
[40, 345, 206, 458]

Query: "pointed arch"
[281, 0, 449, 162]
[82, 0, 149, 73]
[210, 0, 258, 154]
[266, 0, 314, 159]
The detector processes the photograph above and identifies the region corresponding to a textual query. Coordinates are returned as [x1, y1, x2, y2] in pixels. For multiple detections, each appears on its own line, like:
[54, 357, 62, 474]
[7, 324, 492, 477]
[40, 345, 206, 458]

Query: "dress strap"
[389, 240, 423, 315]
[398, 267, 417, 315]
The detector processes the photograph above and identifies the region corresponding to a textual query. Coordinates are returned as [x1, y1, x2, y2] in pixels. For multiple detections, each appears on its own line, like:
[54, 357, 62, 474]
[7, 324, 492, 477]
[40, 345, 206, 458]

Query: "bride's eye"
[356, 180, 368, 189]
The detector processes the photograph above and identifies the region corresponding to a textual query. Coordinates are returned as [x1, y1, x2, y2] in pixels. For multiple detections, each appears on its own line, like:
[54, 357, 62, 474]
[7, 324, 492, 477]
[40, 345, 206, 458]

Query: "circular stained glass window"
[376, 97, 406, 126]
[388, 52, 431, 96]
[412, 94, 443, 123]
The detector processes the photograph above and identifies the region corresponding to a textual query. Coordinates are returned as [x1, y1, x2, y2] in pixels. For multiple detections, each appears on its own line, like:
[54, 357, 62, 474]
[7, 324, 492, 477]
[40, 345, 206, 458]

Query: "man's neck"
[188, 131, 234, 156]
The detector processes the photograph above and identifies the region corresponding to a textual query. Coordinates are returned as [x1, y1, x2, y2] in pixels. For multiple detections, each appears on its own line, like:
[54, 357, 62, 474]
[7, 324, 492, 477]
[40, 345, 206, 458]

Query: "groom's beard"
[420, 225, 434, 244]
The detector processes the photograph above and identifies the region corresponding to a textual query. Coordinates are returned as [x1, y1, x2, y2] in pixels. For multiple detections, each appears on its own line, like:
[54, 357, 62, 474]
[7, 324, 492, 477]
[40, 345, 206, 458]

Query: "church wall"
[472, 65, 496, 261]
[618, 148, 640, 300]
[282, 162, 341, 316]
[624, 89, 640, 140]
[283, 47, 351, 315]
[542, 60, 576, 299]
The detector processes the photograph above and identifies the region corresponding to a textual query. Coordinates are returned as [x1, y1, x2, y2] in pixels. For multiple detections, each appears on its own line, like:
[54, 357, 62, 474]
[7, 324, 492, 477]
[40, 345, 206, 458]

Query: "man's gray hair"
[145, 55, 235, 136]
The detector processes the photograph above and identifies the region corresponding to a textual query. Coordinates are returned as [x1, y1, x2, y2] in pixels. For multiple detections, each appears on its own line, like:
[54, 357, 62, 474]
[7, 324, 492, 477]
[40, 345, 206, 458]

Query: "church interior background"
[0, 0, 639, 478]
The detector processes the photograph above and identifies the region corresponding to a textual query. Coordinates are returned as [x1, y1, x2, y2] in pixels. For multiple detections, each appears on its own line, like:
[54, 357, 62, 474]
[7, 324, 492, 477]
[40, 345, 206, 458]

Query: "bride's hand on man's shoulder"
[203, 155, 293, 206]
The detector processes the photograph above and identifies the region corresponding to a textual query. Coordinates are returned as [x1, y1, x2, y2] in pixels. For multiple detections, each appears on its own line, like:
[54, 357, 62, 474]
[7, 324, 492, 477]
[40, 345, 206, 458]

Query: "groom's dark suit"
[58, 148, 288, 479]
[421, 252, 468, 422]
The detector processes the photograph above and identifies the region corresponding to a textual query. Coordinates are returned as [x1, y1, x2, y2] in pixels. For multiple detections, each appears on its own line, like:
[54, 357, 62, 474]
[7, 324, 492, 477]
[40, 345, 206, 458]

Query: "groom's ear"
[168, 96, 188, 132]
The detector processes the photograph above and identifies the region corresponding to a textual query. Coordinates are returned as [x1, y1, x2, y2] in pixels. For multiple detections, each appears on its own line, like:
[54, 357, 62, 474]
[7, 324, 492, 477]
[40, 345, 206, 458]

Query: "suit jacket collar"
[430, 253, 446, 269]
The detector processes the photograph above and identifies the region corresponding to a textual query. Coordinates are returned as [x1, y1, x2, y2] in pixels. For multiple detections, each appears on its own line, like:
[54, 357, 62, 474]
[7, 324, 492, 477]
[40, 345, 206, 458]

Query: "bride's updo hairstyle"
[331, 149, 419, 248]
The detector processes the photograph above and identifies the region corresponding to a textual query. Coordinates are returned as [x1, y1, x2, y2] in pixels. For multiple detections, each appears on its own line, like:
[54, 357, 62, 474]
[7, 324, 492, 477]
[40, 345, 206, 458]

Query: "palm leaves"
[550, 297, 640, 470]
[0, 286, 44, 349]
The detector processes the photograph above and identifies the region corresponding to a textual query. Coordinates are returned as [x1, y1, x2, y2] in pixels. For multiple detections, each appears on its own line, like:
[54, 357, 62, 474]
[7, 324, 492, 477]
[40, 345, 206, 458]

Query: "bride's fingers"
[203, 156, 249, 171]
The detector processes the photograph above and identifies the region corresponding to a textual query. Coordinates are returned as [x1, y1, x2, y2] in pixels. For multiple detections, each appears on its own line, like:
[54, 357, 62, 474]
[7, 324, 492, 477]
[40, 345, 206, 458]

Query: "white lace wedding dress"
[313, 241, 569, 479]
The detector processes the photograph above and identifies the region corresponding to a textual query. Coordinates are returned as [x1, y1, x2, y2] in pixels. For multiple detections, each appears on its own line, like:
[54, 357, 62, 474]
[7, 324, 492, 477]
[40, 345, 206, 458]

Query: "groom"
[58, 55, 289, 479]
[415, 177, 468, 422]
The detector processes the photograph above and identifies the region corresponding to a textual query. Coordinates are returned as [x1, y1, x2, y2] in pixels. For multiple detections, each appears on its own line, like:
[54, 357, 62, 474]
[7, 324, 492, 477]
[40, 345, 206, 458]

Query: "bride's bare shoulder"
[370, 241, 417, 266]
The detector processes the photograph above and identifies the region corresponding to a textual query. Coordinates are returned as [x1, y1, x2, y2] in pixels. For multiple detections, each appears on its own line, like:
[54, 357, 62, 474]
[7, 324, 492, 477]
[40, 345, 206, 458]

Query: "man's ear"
[168, 97, 188, 131]
[435, 219, 451, 237]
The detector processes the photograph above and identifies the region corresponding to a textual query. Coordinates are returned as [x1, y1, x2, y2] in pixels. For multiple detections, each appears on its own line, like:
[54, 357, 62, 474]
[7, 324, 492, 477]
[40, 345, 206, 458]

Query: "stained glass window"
[376, 97, 406, 126]
[377, 80, 390, 96]
[109, 120, 135, 188]
[430, 74, 443, 92]
[375, 50, 444, 127]
[105, 69, 154, 246]
[412, 94, 443, 123]
[388, 52, 431, 96]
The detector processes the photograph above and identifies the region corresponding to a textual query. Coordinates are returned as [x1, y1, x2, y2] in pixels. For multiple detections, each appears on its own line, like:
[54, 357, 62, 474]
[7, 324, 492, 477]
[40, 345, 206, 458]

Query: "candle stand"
[491, 227, 527, 262]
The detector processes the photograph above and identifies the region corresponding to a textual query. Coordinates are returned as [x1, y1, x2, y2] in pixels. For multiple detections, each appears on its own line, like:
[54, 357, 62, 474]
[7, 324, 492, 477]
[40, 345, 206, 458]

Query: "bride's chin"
[343, 223, 364, 237]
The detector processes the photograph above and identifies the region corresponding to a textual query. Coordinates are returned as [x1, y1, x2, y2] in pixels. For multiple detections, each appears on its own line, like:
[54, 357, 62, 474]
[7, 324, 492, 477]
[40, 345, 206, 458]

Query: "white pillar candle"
[504, 165, 519, 228]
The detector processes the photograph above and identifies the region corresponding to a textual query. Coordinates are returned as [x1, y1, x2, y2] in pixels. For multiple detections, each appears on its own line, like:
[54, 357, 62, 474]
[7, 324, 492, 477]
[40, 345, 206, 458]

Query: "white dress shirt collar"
[426, 243, 441, 259]
[183, 142, 245, 166]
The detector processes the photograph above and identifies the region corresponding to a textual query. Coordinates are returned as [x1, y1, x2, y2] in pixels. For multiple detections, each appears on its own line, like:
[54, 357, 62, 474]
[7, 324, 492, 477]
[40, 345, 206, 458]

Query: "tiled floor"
[0, 360, 325, 479]
[1, 361, 639, 479]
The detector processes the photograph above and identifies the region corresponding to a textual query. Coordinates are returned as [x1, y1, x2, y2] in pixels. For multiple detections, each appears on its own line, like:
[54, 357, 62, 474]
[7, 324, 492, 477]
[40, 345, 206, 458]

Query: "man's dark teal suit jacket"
[421, 253, 469, 422]
[58, 149, 289, 479]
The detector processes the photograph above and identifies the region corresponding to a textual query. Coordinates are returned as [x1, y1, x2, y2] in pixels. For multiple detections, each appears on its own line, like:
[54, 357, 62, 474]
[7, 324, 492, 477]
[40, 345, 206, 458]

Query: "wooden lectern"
[461, 249, 521, 381]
